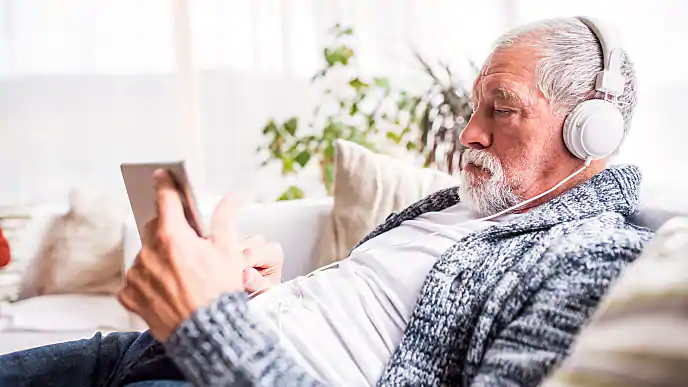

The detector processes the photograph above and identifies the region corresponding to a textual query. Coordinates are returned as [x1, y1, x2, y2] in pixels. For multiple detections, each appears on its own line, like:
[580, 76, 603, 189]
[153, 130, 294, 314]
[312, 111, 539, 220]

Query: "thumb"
[210, 194, 240, 257]
[243, 268, 270, 294]
[153, 169, 187, 229]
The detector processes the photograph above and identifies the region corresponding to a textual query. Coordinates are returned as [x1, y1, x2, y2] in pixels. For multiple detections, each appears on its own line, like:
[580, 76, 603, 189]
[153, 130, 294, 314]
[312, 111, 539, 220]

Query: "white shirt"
[250, 203, 519, 386]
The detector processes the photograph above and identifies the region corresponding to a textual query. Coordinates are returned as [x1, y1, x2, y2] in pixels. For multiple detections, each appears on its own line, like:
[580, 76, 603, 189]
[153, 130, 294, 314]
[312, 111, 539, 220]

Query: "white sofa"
[0, 197, 333, 355]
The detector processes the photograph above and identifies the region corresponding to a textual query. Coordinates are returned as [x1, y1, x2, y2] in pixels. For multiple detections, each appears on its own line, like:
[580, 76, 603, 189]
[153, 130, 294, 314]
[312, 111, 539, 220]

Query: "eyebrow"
[492, 86, 523, 106]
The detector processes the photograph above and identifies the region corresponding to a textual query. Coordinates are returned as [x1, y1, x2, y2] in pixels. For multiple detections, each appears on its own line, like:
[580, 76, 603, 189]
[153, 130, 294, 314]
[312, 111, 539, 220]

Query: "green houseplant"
[258, 24, 475, 200]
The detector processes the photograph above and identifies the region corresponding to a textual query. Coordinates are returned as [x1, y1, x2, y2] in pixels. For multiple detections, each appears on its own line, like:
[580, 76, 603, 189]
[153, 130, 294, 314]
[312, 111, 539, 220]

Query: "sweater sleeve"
[469, 255, 635, 386]
[163, 292, 326, 387]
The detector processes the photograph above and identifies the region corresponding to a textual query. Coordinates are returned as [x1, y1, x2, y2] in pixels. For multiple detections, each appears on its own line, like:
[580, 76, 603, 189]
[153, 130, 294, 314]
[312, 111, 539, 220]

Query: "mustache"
[461, 149, 502, 174]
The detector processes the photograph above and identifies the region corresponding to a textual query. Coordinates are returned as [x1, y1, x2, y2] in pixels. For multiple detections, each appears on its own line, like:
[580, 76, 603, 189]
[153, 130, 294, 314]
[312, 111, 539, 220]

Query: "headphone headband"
[577, 16, 626, 96]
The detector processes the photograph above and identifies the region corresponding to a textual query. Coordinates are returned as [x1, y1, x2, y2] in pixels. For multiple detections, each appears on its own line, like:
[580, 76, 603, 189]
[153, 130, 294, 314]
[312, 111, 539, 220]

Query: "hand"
[117, 169, 245, 342]
[240, 235, 284, 295]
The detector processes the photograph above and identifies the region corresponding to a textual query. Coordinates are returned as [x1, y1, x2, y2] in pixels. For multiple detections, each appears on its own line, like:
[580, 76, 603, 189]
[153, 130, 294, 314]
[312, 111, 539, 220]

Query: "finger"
[125, 250, 145, 284]
[210, 194, 240, 257]
[244, 241, 283, 269]
[117, 285, 145, 314]
[239, 234, 267, 253]
[243, 267, 271, 293]
[242, 234, 266, 246]
[240, 234, 267, 256]
[152, 169, 187, 230]
[117, 290, 136, 312]
[141, 218, 159, 247]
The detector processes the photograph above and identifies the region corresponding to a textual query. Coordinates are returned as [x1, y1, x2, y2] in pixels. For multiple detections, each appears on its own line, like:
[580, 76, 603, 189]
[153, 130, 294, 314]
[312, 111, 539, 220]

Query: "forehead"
[472, 46, 540, 102]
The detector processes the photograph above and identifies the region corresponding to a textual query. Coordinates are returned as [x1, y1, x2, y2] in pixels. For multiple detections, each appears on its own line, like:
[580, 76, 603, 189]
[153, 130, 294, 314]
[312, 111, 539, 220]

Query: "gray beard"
[459, 150, 521, 216]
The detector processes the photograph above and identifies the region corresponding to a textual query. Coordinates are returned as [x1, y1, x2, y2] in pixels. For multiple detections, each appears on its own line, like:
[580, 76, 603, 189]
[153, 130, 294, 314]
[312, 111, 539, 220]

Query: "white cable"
[460, 159, 592, 223]
[277, 299, 287, 347]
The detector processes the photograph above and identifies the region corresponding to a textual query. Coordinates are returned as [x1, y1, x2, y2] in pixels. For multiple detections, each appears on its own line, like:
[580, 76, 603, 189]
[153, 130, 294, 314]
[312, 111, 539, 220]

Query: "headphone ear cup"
[563, 99, 625, 161]
[563, 103, 588, 160]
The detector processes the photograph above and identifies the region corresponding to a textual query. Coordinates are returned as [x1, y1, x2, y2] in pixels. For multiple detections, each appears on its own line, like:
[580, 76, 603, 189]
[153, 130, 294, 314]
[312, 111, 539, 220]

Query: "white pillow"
[17, 189, 127, 300]
[315, 140, 459, 267]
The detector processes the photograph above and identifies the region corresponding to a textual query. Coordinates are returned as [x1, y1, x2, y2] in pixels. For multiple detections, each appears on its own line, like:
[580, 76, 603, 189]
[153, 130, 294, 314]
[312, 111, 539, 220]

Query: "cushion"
[315, 139, 459, 267]
[542, 217, 688, 386]
[16, 189, 127, 299]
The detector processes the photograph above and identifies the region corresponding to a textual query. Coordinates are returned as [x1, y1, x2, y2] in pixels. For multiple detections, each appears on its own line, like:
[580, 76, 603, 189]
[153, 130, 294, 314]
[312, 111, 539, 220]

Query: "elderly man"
[1, 16, 653, 387]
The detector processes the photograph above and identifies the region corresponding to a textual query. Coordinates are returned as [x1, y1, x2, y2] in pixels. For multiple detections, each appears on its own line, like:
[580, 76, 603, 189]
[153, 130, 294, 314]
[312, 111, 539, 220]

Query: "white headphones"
[563, 16, 627, 162]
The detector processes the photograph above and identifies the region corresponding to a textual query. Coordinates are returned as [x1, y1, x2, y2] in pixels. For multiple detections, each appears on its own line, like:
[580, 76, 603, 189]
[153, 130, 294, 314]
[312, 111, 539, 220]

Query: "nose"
[459, 111, 492, 150]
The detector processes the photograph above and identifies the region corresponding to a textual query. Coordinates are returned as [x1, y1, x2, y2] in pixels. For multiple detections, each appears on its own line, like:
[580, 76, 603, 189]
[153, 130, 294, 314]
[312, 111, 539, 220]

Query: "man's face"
[459, 44, 578, 216]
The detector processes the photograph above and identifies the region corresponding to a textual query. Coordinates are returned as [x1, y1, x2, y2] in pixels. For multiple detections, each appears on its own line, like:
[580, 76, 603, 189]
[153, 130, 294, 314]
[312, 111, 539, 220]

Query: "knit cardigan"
[164, 165, 654, 386]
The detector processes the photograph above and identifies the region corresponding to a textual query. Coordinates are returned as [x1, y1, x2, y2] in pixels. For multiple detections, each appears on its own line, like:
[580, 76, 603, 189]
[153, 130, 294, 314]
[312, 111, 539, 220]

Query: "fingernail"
[243, 268, 260, 284]
[152, 168, 166, 181]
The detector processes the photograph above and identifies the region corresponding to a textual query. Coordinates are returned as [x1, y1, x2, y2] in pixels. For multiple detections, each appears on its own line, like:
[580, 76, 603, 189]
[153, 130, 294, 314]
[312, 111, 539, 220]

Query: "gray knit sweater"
[164, 165, 653, 386]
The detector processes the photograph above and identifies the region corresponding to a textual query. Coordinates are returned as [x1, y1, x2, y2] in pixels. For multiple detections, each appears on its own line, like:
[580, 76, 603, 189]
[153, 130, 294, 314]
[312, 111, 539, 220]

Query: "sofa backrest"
[628, 206, 688, 232]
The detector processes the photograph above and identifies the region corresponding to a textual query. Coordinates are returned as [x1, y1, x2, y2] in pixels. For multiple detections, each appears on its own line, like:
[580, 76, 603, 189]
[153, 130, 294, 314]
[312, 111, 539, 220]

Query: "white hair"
[494, 17, 637, 138]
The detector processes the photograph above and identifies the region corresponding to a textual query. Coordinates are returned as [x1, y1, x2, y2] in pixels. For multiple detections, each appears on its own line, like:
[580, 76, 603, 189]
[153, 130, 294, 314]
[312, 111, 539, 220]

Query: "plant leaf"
[277, 185, 305, 201]
[324, 45, 354, 66]
[295, 150, 311, 167]
[373, 77, 391, 91]
[324, 163, 335, 196]
[349, 102, 359, 116]
[281, 157, 295, 175]
[284, 117, 298, 135]
[262, 120, 278, 135]
[386, 131, 401, 143]
[349, 77, 368, 91]
[324, 142, 335, 159]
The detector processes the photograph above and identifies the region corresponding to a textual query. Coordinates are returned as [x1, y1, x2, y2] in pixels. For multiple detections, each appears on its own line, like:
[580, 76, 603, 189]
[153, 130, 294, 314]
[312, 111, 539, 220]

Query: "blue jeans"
[0, 331, 189, 387]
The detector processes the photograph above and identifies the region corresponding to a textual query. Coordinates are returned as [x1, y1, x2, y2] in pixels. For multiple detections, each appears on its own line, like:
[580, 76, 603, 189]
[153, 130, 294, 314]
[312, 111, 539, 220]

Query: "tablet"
[121, 161, 205, 240]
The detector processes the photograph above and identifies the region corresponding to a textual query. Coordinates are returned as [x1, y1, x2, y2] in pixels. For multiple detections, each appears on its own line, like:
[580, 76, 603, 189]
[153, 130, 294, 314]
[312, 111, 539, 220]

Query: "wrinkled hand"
[117, 169, 245, 342]
[240, 235, 284, 296]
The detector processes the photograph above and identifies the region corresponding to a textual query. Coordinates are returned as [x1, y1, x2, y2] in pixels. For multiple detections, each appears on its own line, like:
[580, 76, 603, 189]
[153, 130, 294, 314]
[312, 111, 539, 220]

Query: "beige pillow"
[316, 139, 459, 267]
[542, 216, 688, 387]
[17, 189, 126, 299]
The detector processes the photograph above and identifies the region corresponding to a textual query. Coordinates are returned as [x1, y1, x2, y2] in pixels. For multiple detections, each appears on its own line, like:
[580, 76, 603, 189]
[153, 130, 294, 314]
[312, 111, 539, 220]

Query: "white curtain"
[0, 0, 508, 206]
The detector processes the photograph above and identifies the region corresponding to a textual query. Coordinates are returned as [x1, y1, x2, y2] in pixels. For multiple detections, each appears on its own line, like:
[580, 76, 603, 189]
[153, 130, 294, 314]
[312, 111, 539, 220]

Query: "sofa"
[0, 197, 333, 355]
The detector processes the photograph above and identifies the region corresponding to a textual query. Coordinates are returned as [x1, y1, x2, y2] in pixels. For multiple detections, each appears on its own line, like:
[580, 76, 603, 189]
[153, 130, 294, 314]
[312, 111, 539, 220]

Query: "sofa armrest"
[123, 198, 333, 281]
[235, 198, 333, 280]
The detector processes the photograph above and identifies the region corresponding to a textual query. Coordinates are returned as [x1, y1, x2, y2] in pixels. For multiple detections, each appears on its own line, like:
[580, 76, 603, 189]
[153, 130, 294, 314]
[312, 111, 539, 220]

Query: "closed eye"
[493, 109, 512, 117]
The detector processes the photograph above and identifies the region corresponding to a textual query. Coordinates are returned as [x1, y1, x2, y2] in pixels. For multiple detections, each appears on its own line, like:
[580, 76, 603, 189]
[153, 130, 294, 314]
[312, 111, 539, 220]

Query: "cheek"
[499, 147, 543, 191]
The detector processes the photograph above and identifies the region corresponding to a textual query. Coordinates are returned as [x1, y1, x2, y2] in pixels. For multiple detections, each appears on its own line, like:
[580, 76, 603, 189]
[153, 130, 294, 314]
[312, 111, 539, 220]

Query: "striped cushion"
[543, 217, 688, 387]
